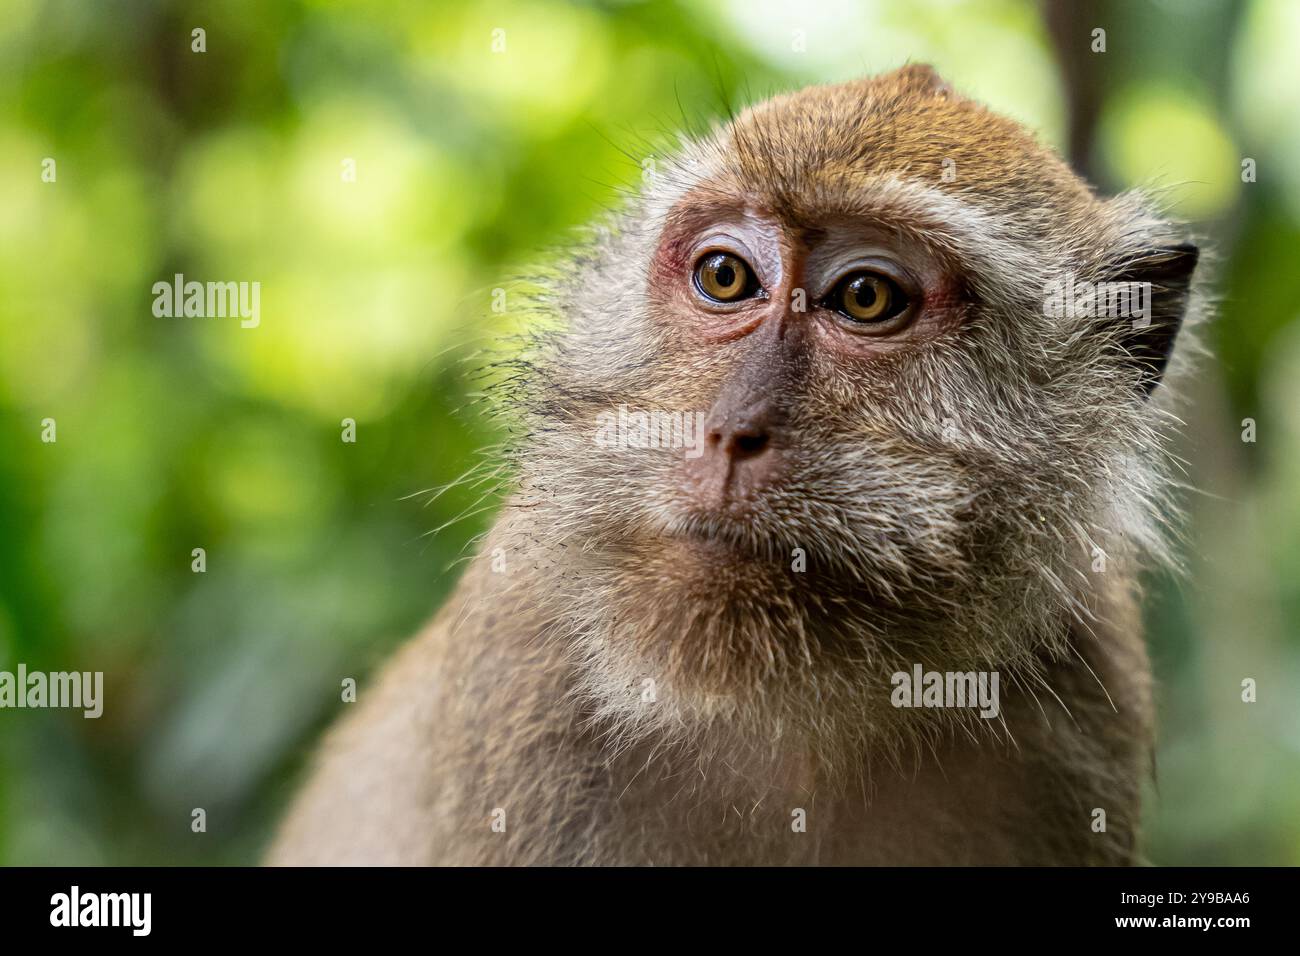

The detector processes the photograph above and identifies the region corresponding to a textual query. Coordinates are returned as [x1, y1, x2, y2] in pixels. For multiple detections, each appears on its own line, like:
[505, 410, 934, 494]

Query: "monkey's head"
[510, 65, 1200, 746]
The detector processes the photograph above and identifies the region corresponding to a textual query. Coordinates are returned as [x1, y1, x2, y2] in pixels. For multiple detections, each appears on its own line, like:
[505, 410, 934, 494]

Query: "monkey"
[268, 65, 1203, 866]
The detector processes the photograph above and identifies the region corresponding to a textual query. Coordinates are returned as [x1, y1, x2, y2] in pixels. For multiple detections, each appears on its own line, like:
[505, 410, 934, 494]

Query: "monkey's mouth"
[655, 509, 790, 565]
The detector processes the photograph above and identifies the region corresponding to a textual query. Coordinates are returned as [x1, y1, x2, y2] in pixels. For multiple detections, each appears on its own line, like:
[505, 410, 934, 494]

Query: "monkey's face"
[621, 201, 976, 595]
[519, 67, 1196, 720]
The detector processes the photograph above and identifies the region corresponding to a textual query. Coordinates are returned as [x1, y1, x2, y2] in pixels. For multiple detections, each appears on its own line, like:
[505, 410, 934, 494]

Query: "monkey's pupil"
[714, 264, 736, 288]
[842, 274, 897, 322]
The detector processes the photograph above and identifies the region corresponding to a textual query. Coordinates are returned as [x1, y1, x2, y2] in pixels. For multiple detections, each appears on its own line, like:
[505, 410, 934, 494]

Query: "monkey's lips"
[655, 508, 789, 566]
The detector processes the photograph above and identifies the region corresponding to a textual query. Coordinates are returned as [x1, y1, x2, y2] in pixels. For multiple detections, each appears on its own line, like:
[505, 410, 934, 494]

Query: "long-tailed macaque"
[269, 65, 1201, 865]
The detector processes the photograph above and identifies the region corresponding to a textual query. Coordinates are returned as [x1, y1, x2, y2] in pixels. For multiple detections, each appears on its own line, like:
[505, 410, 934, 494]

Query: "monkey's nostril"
[703, 414, 776, 464]
[732, 431, 770, 459]
[688, 419, 778, 507]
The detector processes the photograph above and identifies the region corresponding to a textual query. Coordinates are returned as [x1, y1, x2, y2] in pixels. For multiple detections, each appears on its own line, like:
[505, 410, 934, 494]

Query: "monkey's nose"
[688, 406, 783, 507]
[707, 418, 772, 462]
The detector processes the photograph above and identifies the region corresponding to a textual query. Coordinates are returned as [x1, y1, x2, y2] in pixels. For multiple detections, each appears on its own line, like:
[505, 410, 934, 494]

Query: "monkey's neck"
[478, 511, 1123, 781]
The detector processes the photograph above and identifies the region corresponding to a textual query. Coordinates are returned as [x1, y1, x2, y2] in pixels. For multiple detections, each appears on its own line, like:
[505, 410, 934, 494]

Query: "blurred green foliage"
[1, 0, 1297, 865]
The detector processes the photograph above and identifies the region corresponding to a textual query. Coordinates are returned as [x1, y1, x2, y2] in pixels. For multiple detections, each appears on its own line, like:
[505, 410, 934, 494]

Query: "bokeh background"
[1, 0, 1298, 865]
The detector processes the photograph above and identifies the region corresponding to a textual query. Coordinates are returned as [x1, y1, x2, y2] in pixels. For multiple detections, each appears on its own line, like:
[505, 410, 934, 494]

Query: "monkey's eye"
[693, 252, 758, 303]
[828, 271, 911, 328]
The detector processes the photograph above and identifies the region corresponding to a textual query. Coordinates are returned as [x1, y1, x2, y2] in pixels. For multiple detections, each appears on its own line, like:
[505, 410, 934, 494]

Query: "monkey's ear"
[1109, 243, 1198, 397]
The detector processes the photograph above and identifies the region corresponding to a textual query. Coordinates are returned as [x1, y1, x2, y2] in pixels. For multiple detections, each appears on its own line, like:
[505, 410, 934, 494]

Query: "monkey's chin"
[661, 531, 774, 572]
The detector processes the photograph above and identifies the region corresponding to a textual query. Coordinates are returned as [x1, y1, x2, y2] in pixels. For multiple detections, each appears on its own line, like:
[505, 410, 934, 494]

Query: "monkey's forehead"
[708, 67, 1098, 229]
